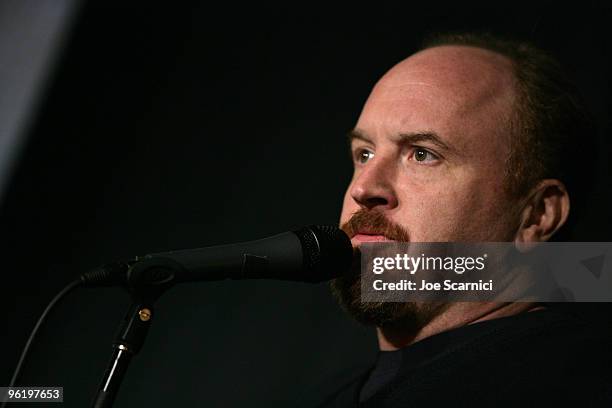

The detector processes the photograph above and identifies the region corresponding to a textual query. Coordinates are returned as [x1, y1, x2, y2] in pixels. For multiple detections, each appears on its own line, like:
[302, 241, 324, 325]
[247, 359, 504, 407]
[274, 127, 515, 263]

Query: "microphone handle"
[150, 231, 306, 282]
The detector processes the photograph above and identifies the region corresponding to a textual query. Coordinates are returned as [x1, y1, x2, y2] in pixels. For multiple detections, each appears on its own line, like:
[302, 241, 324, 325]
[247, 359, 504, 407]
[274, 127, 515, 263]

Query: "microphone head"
[293, 225, 353, 282]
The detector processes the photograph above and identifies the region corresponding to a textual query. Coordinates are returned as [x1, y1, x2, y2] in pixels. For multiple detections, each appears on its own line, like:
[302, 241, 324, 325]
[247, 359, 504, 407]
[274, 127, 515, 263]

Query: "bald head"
[360, 46, 518, 156]
[383, 45, 515, 88]
[341, 43, 529, 251]
[381, 45, 515, 110]
[353, 45, 519, 201]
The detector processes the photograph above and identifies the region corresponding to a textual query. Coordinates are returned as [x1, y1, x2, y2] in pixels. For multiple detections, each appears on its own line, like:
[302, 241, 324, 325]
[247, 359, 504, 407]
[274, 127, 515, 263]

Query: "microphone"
[80, 225, 353, 288]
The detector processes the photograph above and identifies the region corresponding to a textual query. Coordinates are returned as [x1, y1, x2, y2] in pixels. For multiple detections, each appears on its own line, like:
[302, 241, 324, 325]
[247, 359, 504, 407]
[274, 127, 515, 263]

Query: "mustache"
[341, 209, 410, 242]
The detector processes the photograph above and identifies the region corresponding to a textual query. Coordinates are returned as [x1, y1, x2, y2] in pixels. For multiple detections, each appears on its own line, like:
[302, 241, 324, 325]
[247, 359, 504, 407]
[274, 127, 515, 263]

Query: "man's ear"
[515, 179, 570, 243]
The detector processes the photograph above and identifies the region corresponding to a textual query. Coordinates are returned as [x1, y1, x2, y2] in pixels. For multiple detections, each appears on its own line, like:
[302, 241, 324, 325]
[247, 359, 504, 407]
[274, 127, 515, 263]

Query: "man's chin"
[344, 301, 422, 328]
[329, 276, 448, 331]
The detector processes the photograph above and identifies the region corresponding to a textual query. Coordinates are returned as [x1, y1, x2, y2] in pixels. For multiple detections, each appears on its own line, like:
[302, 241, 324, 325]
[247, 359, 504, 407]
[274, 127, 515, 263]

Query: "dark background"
[1, 3, 611, 407]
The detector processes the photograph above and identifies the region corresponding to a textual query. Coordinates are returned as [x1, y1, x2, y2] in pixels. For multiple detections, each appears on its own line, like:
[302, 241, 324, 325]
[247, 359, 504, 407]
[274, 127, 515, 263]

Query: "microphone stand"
[91, 257, 183, 408]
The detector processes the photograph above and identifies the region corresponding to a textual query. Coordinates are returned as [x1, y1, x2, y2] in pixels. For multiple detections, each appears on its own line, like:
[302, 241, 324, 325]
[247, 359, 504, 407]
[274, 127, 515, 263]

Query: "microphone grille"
[293, 225, 353, 282]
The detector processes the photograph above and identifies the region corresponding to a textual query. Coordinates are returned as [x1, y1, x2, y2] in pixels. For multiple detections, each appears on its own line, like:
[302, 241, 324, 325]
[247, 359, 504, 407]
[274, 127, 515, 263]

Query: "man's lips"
[351, 233, 394, 247]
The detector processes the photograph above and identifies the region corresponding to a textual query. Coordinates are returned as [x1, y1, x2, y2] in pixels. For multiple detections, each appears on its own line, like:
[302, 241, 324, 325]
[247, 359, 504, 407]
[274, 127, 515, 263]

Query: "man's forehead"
[379, 45, 516, 95]
[357, 45, 517, 151]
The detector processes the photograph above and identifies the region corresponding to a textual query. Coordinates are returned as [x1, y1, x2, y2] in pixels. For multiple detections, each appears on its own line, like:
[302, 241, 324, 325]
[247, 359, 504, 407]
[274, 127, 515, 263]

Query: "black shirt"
[311, 307, 612, 407]
[358, 349, 402, 403]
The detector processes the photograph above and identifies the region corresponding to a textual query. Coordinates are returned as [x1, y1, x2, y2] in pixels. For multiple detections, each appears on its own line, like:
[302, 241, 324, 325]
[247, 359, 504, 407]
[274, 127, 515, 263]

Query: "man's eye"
[355, 149, 374, 164]
[412, 147, 439, 163]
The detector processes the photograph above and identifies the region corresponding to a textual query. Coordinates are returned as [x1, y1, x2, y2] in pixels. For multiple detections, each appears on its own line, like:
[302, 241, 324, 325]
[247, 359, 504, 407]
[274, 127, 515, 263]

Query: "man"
[315, 33, 611, 406]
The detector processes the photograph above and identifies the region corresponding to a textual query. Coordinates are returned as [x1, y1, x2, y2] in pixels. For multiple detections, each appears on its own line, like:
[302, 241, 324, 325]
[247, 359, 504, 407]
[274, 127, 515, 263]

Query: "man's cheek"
[403, 193, 466, 241]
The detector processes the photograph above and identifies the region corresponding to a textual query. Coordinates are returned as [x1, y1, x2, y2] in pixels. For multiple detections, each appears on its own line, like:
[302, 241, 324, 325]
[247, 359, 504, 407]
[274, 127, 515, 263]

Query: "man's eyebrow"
[347, 129, 453, 153]
[394, 132, 452, 152]
[347, 129, 372, 144]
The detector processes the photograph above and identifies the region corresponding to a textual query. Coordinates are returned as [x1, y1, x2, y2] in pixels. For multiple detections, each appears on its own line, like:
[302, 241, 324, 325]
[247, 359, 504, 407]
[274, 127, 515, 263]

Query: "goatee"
[330, 209, 448, 333]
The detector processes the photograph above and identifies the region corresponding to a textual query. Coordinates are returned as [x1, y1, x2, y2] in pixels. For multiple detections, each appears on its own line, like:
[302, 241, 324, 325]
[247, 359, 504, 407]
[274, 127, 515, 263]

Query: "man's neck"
[376, 302, 545, 351]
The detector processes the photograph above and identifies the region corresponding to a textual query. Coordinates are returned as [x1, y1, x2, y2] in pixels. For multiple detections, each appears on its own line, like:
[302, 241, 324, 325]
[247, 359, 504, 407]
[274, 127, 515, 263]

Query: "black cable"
[1, 279, 82, 408]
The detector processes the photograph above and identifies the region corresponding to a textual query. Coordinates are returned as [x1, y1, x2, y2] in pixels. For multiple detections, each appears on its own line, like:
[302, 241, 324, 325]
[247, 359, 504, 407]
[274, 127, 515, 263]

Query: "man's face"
[333, 45, 525, 327]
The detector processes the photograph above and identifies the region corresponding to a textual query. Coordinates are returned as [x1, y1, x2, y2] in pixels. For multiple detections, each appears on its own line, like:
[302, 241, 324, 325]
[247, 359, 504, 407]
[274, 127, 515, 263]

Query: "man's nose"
[350, 159, 398, 210]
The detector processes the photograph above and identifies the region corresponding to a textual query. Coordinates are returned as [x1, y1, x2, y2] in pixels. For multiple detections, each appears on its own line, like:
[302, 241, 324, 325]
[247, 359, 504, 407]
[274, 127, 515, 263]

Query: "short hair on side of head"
[420, 31, 597, 239]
